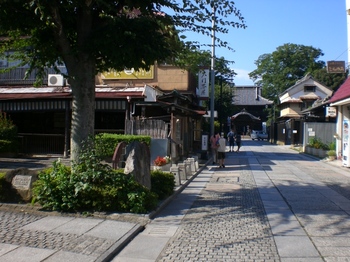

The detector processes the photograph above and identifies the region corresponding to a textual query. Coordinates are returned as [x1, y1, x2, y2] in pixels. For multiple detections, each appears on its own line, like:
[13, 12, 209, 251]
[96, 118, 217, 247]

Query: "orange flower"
[154, 156, 167, 166]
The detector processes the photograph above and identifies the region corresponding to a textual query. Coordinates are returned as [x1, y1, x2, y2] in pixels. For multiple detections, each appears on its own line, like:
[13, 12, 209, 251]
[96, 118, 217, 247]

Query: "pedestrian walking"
[235, 131, 242, 152]
[217, 133, 226, 168]
[227, 128, 235, 152]
[210, 133, 220, 164]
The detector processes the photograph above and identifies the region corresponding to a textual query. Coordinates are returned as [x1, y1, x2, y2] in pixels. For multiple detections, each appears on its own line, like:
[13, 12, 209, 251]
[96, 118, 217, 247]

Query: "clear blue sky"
[183, 0, 348, 86]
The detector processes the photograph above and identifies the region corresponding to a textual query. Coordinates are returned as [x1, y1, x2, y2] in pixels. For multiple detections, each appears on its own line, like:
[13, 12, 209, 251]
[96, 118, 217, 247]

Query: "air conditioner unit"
[48, 74, 64, 86]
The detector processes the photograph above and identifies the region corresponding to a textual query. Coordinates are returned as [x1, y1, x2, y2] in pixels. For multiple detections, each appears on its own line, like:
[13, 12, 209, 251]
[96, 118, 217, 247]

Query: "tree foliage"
[249, 43, 325, 102]
[312, 68, 347, 92]
[0, 0, 246, 161]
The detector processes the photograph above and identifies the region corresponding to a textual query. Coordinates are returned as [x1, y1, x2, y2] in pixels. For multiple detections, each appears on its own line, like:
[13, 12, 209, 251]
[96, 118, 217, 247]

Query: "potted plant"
[318, 143, 329, 158]
[327, 150, 337, 160]
[153, 156, 171, 171]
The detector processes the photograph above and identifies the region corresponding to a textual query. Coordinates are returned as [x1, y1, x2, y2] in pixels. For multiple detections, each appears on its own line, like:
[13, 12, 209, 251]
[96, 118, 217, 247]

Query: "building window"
[301, 100, 314, 110]
[304, 85, 316, 92]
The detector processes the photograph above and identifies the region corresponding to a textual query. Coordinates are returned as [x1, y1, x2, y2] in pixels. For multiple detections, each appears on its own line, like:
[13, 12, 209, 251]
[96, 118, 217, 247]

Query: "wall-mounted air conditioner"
[48, 74, 64, 86]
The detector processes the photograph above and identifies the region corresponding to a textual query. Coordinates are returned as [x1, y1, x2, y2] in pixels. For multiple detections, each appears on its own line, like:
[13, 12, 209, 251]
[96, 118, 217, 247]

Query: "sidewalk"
[0, 156, 207, 262]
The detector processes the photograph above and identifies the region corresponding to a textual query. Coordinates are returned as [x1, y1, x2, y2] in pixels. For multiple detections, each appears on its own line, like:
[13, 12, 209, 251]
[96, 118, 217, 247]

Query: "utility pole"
[219, 76, 223, 133]
[210, 4, 216, 137]
[347, 0, 350, 72]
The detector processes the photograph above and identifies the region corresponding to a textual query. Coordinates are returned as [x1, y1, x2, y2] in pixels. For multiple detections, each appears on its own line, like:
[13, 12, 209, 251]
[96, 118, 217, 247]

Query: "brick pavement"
[156, 156, 279, 262]
[113, 141, 350, 262]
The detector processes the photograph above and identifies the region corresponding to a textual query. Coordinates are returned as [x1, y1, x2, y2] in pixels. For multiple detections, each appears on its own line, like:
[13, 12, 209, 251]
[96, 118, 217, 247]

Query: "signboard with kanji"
[327, 61, 345, 73]
[198, 69, 209, 98]
[102, 66, 154, 79]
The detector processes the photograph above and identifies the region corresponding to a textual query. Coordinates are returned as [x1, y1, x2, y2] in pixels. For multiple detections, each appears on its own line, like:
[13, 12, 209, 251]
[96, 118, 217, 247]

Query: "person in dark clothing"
[234, 132, 242, 152]
[227, 129, 235, 152]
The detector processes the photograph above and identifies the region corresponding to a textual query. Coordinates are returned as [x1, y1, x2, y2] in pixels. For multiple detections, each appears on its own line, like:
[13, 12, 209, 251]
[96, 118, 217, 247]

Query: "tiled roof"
[231, 109, 260, 121]
[328, 77, 350, 104]
[233, 86, 273, 106]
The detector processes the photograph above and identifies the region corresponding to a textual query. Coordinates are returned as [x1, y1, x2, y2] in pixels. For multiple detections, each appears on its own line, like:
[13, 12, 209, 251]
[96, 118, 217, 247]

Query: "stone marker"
[187, 158, 196, 174]
[124, 141, 151, 189]
[192, 155, 199, 170]
[177, 163, 186, 181]
[12, 175, 32, 190]
[170, 166, 180, 186]
[6, 168, 38, 202]
[183, 159, 191, 179]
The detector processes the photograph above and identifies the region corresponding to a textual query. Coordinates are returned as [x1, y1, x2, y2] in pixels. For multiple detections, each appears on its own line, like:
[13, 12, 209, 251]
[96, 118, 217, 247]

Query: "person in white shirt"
[217, 133, 227, 168]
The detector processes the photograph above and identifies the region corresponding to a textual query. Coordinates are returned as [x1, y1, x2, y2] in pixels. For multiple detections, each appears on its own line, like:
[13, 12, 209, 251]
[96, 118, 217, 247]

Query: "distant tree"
[312, 67, 347, 92]
[0, 0, 246, 162]
[249, 43, 325, 102]
[215, 79, 236, 133]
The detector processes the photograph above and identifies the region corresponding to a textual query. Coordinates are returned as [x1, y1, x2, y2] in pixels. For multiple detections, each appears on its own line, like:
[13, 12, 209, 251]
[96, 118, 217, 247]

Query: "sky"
[182, 0, 349, 86]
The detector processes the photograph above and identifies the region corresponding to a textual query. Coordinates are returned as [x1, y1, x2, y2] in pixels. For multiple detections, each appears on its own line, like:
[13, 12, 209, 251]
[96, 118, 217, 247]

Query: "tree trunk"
[69, 61, 96, 162]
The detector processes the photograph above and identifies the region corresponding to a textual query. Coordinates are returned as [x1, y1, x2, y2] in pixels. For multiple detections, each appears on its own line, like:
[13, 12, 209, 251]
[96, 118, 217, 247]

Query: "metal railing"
[18, 133, 65, 155]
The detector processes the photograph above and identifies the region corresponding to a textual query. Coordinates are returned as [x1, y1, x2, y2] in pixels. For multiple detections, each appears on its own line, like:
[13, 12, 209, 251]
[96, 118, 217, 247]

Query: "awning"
[0, 86, 145, 100]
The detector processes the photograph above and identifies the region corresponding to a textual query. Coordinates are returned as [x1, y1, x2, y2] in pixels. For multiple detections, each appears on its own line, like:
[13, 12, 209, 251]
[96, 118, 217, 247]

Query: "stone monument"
[6, 167, 38, 202]
[124, 141, 151, 189]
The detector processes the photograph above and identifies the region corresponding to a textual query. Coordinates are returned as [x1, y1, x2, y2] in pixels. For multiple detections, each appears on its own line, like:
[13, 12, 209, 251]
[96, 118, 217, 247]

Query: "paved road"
[113, 140, 350, 262]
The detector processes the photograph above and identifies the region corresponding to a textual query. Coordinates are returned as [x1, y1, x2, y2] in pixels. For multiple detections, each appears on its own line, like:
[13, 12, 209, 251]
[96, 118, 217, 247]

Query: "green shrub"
[0, 112, 18, 153]
[0, 173, 5, 201]
[0, 172, 21, 202]
[0, 140, 19, 153]
[151, 170, 175, 200]
[329, 141, 336, 150]
[327, 150, 336, 157]
[32, 138, 158, 213]
[95, 133, 151, 158]
[308, 137, 329, 150]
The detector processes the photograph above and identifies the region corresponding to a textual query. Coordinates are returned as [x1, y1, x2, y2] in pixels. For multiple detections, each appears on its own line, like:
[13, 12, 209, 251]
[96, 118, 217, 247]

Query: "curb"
[148, 158, 212, 219]
[97, 224, 144, 262]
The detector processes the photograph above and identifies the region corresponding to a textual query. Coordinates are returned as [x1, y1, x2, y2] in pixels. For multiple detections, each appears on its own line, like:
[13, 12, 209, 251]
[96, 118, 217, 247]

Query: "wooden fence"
[125, 119, 169, 139]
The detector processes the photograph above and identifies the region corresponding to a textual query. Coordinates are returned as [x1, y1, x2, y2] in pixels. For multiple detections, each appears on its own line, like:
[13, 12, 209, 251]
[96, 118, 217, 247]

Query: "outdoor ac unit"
[48, 74, 64, 86]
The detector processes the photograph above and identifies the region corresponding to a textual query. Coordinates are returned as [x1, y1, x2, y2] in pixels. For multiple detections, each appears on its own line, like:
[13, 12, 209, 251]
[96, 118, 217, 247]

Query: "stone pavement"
[0, 211, 143, 262]
[2, 141, 350, 261]
[112, 140, 350, 262]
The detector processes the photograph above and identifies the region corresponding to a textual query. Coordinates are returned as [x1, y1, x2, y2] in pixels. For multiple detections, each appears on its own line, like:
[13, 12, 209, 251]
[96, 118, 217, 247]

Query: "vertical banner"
[198, 69, 209, 98]
[343, 120, 349, 166]
[201, 134, 208, 151]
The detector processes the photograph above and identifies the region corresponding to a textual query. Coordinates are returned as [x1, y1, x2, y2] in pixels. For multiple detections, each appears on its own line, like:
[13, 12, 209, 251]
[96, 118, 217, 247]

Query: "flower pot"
[153, 163, 171, 172]
[328, 155, 336, 161]
[305, 146, 312, 154]
[160, 163, 171, 171]
[318, 149, 327, 158]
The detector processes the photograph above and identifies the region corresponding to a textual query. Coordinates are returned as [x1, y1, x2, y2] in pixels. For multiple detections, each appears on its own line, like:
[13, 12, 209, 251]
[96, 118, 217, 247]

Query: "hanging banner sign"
[198, 69, 209, 98]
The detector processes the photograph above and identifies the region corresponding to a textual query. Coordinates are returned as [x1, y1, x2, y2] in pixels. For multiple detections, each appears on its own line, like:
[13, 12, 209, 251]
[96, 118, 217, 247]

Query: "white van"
[251, 130, 268, 141]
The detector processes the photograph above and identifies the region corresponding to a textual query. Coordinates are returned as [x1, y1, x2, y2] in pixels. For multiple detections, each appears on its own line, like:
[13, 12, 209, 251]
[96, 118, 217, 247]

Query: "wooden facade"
[0, 63, 204, 159]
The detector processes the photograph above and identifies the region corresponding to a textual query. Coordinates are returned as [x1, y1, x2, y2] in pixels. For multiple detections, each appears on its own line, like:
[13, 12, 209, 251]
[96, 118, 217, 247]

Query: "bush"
[308, 137, 329, 150]
[0, 139, 19, 153]
[329, 141, 336, 151]
[95, 133, 151, 158]
[33, 160, 158, 213]
[0, 172, 21, 202]
[0, 112, 18, 153]
[151, 170, 175, 200]
[32, 138, 158, 213]
[327, 150, 336, 157]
